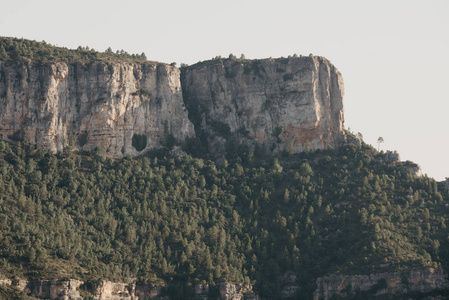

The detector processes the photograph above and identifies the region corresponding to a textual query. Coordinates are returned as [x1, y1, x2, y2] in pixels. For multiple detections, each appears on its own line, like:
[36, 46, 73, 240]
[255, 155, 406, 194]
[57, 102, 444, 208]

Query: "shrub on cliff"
[132, 133, 147, 151]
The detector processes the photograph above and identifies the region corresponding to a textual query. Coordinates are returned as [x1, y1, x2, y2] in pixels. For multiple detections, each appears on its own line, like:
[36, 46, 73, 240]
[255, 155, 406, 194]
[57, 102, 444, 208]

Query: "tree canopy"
[0, 140, 448, 299]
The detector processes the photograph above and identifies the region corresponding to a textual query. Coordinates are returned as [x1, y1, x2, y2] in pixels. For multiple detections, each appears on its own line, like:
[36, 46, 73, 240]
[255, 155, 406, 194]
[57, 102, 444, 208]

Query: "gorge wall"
[0, 56, 345, 156]
[182, 56, 345, 155]
[0, 279, 258, 300]
[0, 61, 195, 156]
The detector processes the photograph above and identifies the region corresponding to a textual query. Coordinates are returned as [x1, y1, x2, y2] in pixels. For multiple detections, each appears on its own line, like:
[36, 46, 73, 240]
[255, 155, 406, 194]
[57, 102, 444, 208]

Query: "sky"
[1, 0, 448, 180]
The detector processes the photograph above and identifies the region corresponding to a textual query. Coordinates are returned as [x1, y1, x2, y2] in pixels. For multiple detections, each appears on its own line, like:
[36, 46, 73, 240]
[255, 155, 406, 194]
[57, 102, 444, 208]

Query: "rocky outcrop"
[1, 279, 83, 299]
[134, 284, 166, 300]
[0, 278, 257, 299]
[181, 56, 345, 154]
[313, 268, 449, 300]
[0, 61, 195, 156]
[192, 282, 258, 300]
[0, 278, 167, 300]
[218, 282, 256, 300]
[94, 281, 134, 300]
[26, 279, 83, 300]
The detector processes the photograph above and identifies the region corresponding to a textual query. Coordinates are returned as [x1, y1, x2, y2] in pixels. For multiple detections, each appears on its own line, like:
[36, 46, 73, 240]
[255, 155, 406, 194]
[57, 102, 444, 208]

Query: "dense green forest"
[0, 138, 448, 299]
[0, 37, 149, 64]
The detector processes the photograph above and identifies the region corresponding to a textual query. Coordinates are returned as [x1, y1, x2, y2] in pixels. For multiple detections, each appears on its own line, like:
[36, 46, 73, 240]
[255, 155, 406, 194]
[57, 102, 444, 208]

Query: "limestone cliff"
[0, 278, 257, 300]
[0, 53, 345, 156]
[313, 268, 449, 300]
[0, 61, 195, 156]
[181, 56, 345, 154]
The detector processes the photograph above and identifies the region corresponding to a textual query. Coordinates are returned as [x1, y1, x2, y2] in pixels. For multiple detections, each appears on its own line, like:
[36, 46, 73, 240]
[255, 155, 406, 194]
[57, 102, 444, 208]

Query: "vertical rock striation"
[0, 55, 345, 157]
[0, 61, 195, 155]
[181, 56, 345, 154]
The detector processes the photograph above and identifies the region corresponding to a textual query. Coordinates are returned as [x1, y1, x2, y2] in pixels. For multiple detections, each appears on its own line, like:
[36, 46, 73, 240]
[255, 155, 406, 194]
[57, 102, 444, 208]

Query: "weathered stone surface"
[10, 279, 28, 291]
[218, 282, 254, 300]
[182, 56, 345, 155]
[134, 283, 166, 300]
[93, 280, 167, 300]
[26, 279, 83, 300]
[383, 150, 401, 163]
[0, 278, 167, 299]
[0, 279, 83, 299]
[0, 61, 195, 156]
[313, 268, 449, 300]
[0, 279, 12, 286]
[94, 281, 133, 300]
[0, 55, 346, 157]
[1, 278, 258, 299]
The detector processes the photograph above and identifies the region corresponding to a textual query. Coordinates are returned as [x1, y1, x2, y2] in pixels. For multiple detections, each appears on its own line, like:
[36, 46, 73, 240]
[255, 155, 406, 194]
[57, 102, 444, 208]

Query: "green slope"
[0, 140, 448, 299]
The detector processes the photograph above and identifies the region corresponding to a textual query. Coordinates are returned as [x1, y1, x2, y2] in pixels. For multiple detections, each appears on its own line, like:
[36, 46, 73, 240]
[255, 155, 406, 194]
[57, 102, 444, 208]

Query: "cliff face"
[0, 61, 194, 156]
[181, 56, 345, 154]
[3, 279, 83, 299]
[313, 268, 449, 300]
[0, 56, 344, 156]
[0, 279, 257, 300]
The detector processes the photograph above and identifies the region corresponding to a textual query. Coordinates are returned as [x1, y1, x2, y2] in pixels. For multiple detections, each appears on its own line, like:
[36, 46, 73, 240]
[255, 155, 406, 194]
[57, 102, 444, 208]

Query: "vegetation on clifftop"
[0, 37, 150, 64]
[0, 139, 448, 299]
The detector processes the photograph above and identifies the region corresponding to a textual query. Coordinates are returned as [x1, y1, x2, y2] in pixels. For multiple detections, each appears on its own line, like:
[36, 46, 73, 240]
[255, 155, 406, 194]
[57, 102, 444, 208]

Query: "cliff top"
[184, 53, 333, 70]
[0, 37, 161, 65]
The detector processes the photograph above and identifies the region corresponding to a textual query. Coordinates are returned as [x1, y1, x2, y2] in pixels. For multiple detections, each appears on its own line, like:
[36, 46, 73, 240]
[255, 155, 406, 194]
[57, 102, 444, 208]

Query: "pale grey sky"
[1, 0, 448, 180]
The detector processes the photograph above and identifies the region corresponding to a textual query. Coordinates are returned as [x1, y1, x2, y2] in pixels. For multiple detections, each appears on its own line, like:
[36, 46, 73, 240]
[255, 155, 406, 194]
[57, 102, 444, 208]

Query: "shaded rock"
[218, 282, 254, 300]
[182, 56, 345, 155]
[314, 268, 449, 300]
[1, 279, 83, 299]
[94, 281, 133, 300]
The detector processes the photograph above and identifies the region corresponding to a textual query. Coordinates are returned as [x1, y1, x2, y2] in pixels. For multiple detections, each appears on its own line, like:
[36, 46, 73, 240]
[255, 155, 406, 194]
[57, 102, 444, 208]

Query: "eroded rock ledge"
[313, 268, 449, 300]
[0, 279, 258, 300]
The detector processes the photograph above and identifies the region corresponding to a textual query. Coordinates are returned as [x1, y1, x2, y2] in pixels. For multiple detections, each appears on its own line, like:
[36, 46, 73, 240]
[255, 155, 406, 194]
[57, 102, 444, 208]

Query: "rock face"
[313, 268, 449, 300]
[2, 279, 83, 299]
[192, 282, 258, 300]
[0, 278, 258, 299]
[181, 56, 345, 154]
[217, 282, 255, 300]
[94, 281, 134, 300]
[0, 55, 345, 156]
[0, 61, 194, 156]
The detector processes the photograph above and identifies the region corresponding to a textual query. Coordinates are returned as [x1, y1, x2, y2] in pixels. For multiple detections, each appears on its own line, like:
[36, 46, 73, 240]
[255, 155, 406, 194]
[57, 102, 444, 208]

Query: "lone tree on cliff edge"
[377, 136, 384, 151]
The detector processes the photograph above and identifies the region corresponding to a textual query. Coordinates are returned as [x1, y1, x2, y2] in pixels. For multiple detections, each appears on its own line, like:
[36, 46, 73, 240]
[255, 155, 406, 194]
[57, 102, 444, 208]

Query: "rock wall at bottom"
[313, 268, 449, 300]
[0, 279, 258, 300]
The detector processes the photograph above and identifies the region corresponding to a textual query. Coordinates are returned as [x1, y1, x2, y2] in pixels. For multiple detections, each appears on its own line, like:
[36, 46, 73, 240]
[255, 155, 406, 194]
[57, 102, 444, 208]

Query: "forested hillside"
[0, 140, 448, 299]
